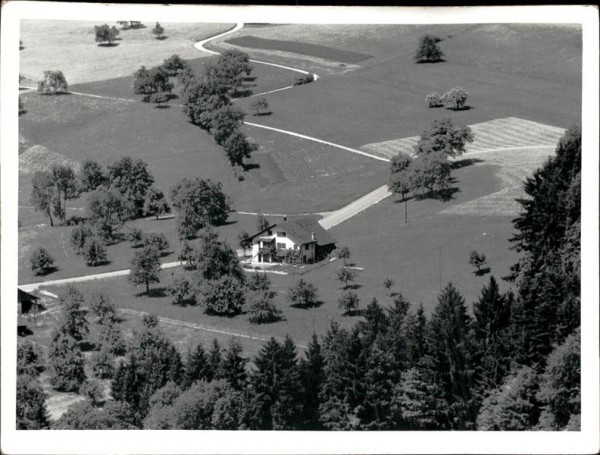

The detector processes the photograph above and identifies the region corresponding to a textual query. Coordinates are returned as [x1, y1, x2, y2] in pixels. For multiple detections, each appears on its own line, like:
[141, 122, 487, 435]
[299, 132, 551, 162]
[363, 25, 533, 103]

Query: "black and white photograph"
[1, 3, 598, 454]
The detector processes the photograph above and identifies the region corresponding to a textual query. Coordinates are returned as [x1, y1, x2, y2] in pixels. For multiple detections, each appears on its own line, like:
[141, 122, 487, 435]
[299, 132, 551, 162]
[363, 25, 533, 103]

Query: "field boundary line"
[244, 122, 390, 162]
[120, 308, 308, 349]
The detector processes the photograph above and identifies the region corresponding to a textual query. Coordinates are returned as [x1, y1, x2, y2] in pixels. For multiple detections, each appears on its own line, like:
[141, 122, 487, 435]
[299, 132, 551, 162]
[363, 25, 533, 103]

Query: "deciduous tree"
[287, 278, 320, 309]
[129, 244, 161, 295]
[414, 35, 444, 63]
[37, 70, 68, 94]
[415, 118, 474, 158]
[152, 22, 165, 39]
[94, 24, 119, 46]
[17, 374, 50, 429]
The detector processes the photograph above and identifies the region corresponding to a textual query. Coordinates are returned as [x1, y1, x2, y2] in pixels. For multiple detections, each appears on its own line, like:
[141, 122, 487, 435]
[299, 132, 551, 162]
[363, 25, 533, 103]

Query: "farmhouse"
[250, 217, 336, 264]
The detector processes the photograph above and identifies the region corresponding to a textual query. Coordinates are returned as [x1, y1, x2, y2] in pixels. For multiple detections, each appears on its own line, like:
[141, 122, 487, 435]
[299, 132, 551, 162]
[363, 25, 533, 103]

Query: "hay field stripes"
[360, 117, 566, 159]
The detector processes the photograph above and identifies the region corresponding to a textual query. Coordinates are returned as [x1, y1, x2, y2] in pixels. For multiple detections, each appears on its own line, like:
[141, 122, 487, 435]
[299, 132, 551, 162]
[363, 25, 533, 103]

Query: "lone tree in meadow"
[337, 266, 357, 290]
[30, 247, 55, 276]
[94, 24, 120, 46]
[338, 290, 360, 316]
[414, 35, 444, 63]
[83, 236, 108, 267]
[287, 278, 320, 309]
[129, 244, 161, 295]
[250, 97, 270, 116]
[337, 246, 351, 266]
[37, 70, 68, 94]
[152, 22, 165, 40]
[469, 250, 487, 275]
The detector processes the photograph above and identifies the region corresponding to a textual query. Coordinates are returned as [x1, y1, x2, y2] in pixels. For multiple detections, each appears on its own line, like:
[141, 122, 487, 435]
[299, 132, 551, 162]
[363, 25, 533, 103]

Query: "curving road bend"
[194, 22, 319, 81]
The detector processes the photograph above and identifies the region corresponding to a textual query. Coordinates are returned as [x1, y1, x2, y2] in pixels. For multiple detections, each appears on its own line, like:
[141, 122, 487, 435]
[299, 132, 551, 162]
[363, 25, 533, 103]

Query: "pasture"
[19, 20, 234, 84]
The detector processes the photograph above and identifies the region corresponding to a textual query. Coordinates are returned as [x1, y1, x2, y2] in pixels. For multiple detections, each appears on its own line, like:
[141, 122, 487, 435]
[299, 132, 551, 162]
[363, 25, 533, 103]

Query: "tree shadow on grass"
[416, 58, 446, 64]
[290, 300, 324, 310]
[97, 42, 121, 47]
[219, 219, 238, 227]
[252, 112, 273, 117]
[155, 104, 170, 109]
[172, 297, 197, 307]
[453, 158, 483, 169]
[416, 186, 460, 202]
[89, 259, 112, 267]
[232, 89, 253, 99]
[343, 308, 364, 317]
[37, 266, 59, 276]
[474, 267, 491, 276]
[137, 287, 168, 298]
[166, 93, 179, 101]
[243, 162, 261, 172]
[156, 36, 168, 41]
[448, 105, 475, 111]
[243, 76, 256, 82]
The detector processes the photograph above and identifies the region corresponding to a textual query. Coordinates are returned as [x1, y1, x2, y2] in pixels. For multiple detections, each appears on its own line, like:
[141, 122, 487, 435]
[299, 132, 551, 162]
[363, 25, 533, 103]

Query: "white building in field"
[249, 217, 337, 264]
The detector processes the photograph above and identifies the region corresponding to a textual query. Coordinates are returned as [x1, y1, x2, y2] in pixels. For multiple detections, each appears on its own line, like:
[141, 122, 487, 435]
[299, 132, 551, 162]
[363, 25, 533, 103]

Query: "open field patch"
[19, 145, 81, 174]
[361, 117, 566, 159]
[226, 35, 373, 64]
[20, 20, 234, 84]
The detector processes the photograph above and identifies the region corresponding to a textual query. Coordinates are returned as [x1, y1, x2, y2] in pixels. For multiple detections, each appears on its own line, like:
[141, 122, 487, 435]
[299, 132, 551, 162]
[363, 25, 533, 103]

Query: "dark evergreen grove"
[18, 127, 580, 430]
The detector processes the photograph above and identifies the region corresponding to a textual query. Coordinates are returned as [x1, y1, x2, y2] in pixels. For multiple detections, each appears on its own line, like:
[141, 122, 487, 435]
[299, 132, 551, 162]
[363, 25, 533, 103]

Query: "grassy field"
[226, 35, 373, 64]
[19, 20, 234, 84]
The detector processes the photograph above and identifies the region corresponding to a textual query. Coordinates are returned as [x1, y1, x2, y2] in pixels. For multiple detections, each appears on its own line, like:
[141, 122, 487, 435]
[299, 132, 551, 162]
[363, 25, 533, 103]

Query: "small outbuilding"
[250, 217, 337, 264]
[17, 288, 45, 336]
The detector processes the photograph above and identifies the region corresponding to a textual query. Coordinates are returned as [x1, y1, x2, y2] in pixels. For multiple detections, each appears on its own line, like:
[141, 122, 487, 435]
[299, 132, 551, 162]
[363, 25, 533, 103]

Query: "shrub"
[293, 73, 315, 86]
[30, 247, 55, 275]
[143, 232, 170, 256]
[168, 274, 193, 305]
[152, 22, 165, 39]
[247, 281, 282, 324]
[425, 92, 443, 108]
[287, 278, 320, 309]
[469, 250, 487, 273]
[83, 236, 108, 266]
[80, 380, 105, 406]
[71, 223, 94, 254]
[127, 227, 145, 248]
[197, 276, 245, 316]
[338, 290, 360, 315]
[441, 87, 469, 110]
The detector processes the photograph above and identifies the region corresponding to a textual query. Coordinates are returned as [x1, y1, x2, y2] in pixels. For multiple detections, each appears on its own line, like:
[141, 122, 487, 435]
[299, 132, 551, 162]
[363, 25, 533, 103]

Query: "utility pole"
[438, 246, 442, 289]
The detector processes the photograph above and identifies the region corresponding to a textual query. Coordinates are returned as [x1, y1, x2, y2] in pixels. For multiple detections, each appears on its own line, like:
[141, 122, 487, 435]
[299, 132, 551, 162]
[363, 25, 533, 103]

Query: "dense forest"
[17, 127, 581, 431]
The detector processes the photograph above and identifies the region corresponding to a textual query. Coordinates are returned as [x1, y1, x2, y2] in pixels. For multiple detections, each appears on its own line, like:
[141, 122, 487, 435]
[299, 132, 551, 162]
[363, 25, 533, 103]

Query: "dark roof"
[18, 289, 40, 304]
[251, 217, 336, 246]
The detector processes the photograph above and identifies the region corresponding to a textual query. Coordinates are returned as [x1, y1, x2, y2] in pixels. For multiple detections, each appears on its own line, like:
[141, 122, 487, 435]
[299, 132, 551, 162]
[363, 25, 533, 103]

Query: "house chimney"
[311, 232, 315, 241]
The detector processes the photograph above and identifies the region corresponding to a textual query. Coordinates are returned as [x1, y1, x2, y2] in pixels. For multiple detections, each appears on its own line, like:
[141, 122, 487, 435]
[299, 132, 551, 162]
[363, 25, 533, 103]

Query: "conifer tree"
[221, 339, 248, 391]
[426, 283, 477, 429]
[17, 374, 51, 429]
[183, 342, 211, 388]
[47, 330, 87, 392]
[472, 276, 514, 392]
[390, 367, 450, 430]
[318, 322, 354, 430]
[208, 339, 224, 380]
[299, 333, 324, 430]
[58, 285, 89, 342]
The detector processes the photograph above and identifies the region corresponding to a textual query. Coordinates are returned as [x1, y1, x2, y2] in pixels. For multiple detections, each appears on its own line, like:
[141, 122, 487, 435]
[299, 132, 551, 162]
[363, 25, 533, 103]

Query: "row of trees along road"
[388, 118, 474, 222]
